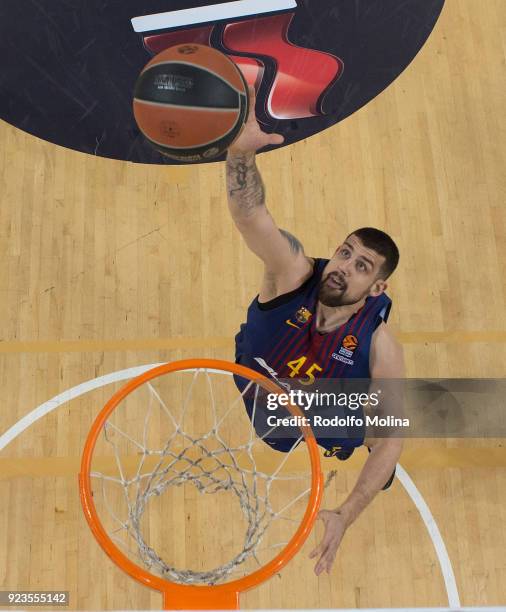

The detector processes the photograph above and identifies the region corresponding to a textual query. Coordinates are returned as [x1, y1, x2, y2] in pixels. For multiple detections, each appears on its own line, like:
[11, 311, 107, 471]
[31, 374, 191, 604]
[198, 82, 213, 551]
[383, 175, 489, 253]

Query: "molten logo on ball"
[154, 74, 194, 92]
[178, 45, 200, 55]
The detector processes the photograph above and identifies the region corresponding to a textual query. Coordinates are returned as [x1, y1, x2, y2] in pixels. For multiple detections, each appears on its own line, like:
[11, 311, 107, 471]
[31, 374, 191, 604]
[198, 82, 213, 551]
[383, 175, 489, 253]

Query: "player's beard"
[317, 272, 359, 307]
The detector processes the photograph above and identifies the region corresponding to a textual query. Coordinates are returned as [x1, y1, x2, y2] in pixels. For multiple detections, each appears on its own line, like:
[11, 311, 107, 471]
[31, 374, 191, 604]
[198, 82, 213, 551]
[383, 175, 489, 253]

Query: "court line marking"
[247, 609, 503, 611]
[0, 330, 505, 354]
[0, 363, 164, 451]
[0, 338, 231, 354]
[0, 363, 460, 608]
[3, 447, 506, 479]
[396, 465, 460, 608]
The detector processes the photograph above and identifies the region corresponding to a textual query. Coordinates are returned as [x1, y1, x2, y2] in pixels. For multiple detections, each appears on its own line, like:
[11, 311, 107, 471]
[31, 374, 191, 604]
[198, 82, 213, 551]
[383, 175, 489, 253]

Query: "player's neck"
[315, 299, 365, 334]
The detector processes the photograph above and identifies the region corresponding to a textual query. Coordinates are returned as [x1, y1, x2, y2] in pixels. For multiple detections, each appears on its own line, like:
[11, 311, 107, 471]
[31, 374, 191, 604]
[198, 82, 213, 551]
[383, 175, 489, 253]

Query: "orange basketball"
[133, 44, 249, 163]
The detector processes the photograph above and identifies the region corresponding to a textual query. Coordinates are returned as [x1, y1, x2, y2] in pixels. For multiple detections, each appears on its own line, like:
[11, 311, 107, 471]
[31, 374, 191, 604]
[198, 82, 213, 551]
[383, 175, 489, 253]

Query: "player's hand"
[309, 509, 348, 575]
[228, 85, 284, 153]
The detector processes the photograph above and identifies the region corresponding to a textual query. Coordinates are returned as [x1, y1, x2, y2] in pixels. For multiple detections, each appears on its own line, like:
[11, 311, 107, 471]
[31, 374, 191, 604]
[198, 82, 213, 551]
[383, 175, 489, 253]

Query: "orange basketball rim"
[79, 358, 323, 610]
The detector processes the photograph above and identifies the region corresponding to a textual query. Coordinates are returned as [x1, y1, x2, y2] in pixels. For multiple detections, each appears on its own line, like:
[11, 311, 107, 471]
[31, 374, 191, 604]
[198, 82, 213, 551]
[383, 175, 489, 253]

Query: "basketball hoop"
[79, 359, 323, 610]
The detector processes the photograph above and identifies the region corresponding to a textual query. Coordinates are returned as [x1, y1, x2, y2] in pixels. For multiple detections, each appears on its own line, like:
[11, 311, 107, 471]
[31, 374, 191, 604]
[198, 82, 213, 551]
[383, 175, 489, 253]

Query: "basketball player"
[226, 87, 404, 576]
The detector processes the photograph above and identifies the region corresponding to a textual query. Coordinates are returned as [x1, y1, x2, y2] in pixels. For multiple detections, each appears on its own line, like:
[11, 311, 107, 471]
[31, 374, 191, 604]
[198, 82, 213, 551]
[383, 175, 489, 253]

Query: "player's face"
[318, 235, 388, 307]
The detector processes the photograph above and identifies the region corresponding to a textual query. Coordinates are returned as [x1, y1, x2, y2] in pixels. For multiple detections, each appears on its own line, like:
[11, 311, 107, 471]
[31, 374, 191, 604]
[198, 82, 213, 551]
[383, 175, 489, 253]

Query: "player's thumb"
[268, 133, 285, 146]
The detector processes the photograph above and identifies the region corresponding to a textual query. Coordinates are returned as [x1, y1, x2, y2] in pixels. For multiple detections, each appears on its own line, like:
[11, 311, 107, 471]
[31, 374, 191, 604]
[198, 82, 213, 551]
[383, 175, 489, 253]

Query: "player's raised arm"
[310, 324, 405, 576]
[226, 87, 313, 298]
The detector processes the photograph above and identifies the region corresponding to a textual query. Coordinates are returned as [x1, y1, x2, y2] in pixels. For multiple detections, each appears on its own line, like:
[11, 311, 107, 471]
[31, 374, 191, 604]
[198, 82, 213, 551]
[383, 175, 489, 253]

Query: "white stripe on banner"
[131, 0, 297, 33]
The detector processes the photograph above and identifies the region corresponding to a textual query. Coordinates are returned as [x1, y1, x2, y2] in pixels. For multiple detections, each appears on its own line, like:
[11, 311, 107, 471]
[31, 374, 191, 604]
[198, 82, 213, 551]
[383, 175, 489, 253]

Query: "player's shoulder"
[370, 321, 404, 377]
[372, 320, 399, 344]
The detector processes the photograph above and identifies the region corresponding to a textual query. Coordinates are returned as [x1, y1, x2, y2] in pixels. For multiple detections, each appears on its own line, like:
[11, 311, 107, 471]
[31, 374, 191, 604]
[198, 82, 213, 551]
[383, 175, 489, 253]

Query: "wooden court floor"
[0, 0, 505, 609]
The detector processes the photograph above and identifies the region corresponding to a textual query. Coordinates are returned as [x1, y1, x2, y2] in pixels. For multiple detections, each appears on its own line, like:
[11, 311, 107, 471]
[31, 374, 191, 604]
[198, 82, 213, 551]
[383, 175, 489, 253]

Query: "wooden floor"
[0, 0, 505, 609]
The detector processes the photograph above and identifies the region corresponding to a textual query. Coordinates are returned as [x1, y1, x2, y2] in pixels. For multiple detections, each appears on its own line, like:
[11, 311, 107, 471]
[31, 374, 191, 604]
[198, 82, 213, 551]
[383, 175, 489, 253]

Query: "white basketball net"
[90, 368, 322, 586]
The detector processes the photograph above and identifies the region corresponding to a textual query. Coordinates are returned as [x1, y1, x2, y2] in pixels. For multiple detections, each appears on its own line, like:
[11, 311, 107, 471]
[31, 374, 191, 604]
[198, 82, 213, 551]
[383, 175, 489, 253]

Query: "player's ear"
[369, 279, 387, 297]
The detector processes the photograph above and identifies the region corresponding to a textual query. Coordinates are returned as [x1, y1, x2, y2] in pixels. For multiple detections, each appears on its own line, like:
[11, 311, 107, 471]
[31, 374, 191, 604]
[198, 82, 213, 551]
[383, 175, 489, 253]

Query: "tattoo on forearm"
[229, 160, 248, 195]
[279, 229, 304, 254]
[226, 153, 266, 217]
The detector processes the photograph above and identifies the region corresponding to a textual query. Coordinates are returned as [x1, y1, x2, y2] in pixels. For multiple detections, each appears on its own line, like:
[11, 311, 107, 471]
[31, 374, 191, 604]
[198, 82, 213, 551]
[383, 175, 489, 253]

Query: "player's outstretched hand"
[228, 86, 284, 154]
[309, 509, 348, 576]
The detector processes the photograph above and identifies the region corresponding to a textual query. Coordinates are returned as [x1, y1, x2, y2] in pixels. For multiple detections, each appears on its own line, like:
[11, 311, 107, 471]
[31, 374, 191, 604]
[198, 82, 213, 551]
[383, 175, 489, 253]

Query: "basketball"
[133, 44, 249, 163]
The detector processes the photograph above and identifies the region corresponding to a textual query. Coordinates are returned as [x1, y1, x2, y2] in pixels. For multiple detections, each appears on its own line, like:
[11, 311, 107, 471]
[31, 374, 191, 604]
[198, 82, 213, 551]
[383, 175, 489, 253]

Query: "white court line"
[0, 363, 164, 451]
[131, 0, 297, 33]
[0, 364, 460, 608]
[396, 465, 461, 608]
[236, 609, 502, 612]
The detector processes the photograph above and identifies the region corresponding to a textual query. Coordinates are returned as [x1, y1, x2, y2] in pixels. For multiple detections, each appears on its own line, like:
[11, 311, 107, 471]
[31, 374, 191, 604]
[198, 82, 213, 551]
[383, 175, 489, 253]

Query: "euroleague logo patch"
[0, 0, 445, 164]
[332, 334, 359, 366]
[342, 335, 358, 351]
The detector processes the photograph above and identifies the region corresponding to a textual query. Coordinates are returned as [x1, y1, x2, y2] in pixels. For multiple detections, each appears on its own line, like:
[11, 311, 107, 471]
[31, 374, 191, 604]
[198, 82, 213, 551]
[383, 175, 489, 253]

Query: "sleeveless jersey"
[234, 258, 392, 454]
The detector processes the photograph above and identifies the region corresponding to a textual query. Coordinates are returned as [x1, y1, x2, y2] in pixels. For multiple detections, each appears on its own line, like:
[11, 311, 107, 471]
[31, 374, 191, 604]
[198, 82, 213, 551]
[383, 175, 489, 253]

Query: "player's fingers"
[309, 542, 326, 559]
[310, 528, 334, 558]
[314, 553, 328, 576]
[326, 552, 335, 573]
[316, 550, 335, 576]
[246, 85, 257, 119]
[324, 546, 338, 573]
[316, 509, 335, 522]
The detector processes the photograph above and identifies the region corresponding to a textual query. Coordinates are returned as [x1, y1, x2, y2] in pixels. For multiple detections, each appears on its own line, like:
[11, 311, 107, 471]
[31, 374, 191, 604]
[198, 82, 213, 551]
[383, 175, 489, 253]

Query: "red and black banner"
[0, 0, 445, 164]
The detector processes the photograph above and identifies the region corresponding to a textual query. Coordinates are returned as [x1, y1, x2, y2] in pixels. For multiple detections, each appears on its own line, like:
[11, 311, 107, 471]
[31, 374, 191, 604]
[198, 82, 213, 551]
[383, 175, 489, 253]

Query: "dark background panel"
[0, 0, 445, 164]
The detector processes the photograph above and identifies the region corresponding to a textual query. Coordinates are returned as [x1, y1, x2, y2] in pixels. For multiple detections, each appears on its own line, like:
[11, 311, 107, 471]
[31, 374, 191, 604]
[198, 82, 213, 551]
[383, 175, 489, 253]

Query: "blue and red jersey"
[234, 258, 392, 454]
